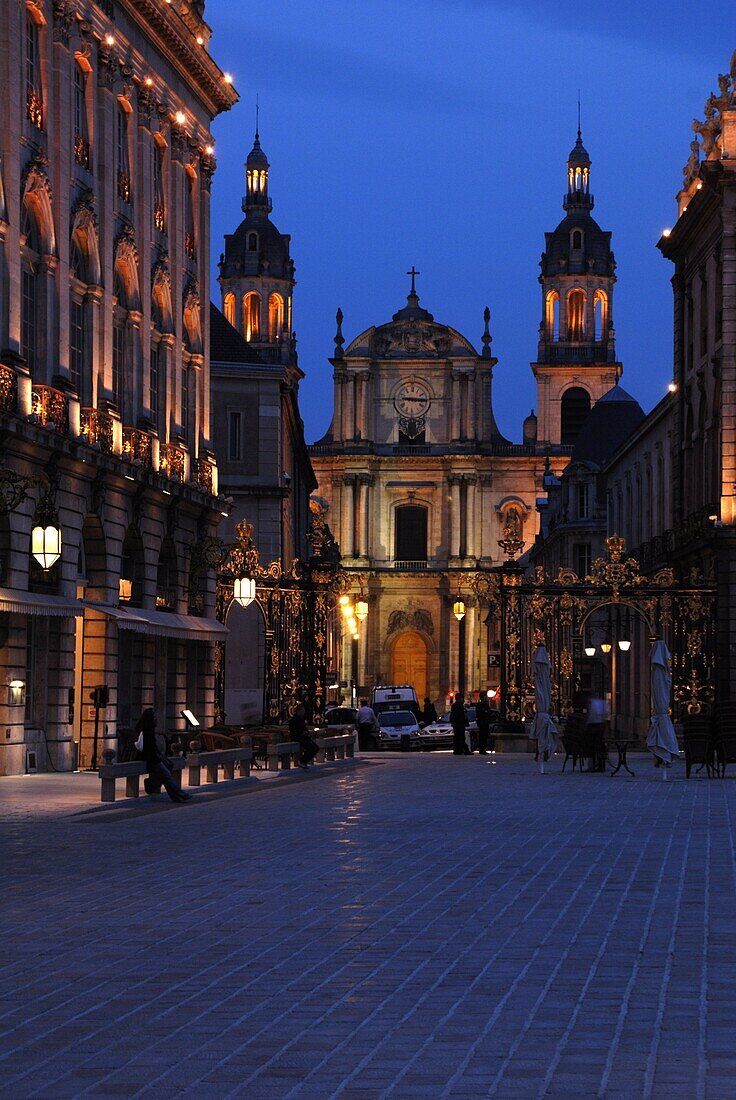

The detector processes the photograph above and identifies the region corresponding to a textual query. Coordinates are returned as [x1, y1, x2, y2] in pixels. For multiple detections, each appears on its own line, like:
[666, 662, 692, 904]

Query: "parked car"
[323, 706, 358, 732]
[419, 706, 501, 751]
[376, 709, 422, 750]
[371, 685, 421, 721]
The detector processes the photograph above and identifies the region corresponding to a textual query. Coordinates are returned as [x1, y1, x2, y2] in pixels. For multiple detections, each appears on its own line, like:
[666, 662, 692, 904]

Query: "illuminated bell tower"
[218, 129, 296, 365]
[532, 131, 622, 445]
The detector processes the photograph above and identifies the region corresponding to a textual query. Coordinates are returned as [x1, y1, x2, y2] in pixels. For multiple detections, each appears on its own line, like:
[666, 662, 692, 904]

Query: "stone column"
[333, 372, 345, 442]
[341, 475, 355, 557]
[450, 373, 461, 440]
[465, 475, 477, 559]
[449, 475, 461, 558]
[343, 374, 355, 440]
[357, 371, 371, 440]
[357, 474, 372, 558]
[459, 375, 468, 440]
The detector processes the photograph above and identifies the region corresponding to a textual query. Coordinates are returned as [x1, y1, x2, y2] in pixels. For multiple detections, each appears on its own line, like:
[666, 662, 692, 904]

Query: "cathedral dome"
[344, 281, 478, 360]
[572, 384, 644, 466]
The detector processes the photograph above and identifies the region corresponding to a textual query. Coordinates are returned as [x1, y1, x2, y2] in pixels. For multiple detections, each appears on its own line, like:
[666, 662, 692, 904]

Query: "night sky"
[206, 0, 732, 444]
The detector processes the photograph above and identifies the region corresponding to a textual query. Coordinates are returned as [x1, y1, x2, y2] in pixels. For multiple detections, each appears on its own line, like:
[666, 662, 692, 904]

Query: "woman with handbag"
[135, 708, 191, 802]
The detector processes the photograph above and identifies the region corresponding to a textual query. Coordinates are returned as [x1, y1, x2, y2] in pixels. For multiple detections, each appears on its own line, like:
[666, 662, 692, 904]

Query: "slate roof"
[209, 303, 263, 364]
[572, 384, 645, 466]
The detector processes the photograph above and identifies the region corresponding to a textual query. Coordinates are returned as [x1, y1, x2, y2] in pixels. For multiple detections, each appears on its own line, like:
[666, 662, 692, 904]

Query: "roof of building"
[541, 210, 614, 277]
[209, 302, 263, 364]
[572, 384, 645, 466]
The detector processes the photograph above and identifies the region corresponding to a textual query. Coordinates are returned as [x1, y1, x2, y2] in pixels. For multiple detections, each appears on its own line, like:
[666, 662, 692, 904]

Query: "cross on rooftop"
[407, 266, 420, 295]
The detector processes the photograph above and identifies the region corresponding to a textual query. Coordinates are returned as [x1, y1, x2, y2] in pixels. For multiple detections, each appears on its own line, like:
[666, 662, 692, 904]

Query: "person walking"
[475, 691, 492, 754]
[290, 704, 319, 769]
[356, 698, 378, 751]
[136, 708, 190, 802]
[422, 697, 438, 726]
[450, 692, 470, 755]
[586, 695, 608, 772]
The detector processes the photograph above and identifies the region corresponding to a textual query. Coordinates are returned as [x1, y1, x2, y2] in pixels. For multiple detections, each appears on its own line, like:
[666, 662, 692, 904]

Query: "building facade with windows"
[210, 134, 318, 724]
[0, 0, 236, 773]
[309, 137, 626, 708]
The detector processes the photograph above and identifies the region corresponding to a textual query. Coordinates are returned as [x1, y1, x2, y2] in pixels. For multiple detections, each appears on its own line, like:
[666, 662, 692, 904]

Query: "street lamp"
[453, 599, 466, 621]
[233, 576, 256, 607]
[600, 640, 612, 655]
[584, 645, 596, 657]
[355, 599, 368, 622]
[31, 521, 62, 570]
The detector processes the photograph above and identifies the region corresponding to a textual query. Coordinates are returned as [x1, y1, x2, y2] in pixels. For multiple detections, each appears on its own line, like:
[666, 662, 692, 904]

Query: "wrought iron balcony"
[393, 560, 428, 571]
[0, 365, 18, 414]
[121, 426, 153, 468]
[160, 442, 185, 481]
[74, 132, 90, 169]
[192, 456, 214, 493]
[80, 408, 114, 453]
[26, 88, 43, 129]
[117, 170, 131, 204]
[31, 385, 68, 434]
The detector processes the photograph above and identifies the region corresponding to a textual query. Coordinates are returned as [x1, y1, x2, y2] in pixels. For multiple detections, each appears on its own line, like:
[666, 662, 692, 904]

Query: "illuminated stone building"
[210, 133, 317, 722]
[0, 0, 236, 773]
[309, 137, 627, 708]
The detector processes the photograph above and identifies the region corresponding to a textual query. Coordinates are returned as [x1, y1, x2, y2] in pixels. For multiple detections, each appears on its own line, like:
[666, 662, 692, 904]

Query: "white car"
[376, 709, 421, 750]
[419, 711, 454, 750]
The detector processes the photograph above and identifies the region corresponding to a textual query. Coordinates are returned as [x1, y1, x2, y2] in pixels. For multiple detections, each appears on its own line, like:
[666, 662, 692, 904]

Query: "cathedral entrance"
[391, 631, 427, 700]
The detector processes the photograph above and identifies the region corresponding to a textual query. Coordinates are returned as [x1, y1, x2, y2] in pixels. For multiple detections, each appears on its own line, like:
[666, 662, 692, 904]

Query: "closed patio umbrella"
[646, 639, 680, 779]
[529, 645, 560, 774]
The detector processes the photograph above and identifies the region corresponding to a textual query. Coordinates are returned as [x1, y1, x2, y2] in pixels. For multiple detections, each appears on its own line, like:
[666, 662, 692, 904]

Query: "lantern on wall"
[233, 576, 256, 607]
[453, 599, 466, 622]
[355, 599, 368, 622]
[31, 522, 62, 570]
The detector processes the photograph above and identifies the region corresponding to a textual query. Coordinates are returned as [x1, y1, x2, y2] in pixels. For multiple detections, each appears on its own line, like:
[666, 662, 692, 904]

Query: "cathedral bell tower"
[532, 132, 622, 445]
[218, 129, 296, 366]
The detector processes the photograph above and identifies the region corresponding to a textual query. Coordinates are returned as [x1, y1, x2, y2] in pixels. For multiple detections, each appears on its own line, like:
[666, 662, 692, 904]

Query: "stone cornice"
[119, 0, 238, 117]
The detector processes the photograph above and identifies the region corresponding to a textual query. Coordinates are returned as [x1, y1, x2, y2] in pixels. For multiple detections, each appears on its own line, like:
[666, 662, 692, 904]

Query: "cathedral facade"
[309, 137, 623, 709]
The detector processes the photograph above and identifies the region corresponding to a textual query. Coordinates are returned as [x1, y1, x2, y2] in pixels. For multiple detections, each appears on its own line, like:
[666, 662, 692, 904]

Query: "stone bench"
[266, 741, 302, 771]
[187, 746, 253, 786]
[315, 733, 355, 762]
[98, 758, 186, 803]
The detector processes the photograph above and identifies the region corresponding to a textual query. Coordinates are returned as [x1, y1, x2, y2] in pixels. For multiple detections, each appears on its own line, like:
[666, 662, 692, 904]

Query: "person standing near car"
[357, 699, 378, 751]
[422, 697, 438, 726]
[450, 692, 470, 755]
[475, 692, 492, 755]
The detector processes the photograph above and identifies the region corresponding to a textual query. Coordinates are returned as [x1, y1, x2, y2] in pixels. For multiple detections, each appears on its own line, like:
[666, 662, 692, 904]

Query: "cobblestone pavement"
[1, 753, 734, 1099]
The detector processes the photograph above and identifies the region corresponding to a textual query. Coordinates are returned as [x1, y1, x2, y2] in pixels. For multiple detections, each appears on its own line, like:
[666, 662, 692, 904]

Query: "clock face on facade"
[394, 382, 430, 418]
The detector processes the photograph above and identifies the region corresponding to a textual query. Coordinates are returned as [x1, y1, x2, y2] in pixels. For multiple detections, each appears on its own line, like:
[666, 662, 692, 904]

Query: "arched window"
[152, 137, 166, 233]
[571, 229, 583, 250]
[223, 292, 235, 327]
[116, 100, 131, 203]
[593, 290, 608, 341]
[395, 505, 428, 563]
[566, 289, 586, 340]
[560, 386, 591, 445]
[545, 290, 559, 340]
[25, 12, 43, 129]
[247, 232, 258, 251]
[20, 202, 40, 370]
[243, 291, 260, 341]
[156, 537, 178, 610]
[73, 61, 90, 167]
[268, 293, 284, 341]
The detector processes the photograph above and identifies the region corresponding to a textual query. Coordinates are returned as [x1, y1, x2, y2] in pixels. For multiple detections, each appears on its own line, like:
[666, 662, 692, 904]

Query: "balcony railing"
[122, 426, 153, 468]
[192, 456, 214, 493]
[392, 445, 430, 455]
[80, 408, 114, 453]
[155, 587, 176, 610]
[0, 365, 18, 414]
[26, 88, 43, 129]
[160, 442, 185, 481]
[153, 202, 165, 233]
[31, 385, 68, 434]
[74, 132, 90, 169]
[393, 560, 428, 571]
[117, 170, 131, 204]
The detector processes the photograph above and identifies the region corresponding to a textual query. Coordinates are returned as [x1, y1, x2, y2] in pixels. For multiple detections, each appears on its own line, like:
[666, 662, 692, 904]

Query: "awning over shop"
[0, 587, 84, 617]
[84, 601, 228, 642]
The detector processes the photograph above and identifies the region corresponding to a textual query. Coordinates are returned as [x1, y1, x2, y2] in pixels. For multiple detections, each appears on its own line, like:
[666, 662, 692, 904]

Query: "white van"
[371, 685, 420, 719]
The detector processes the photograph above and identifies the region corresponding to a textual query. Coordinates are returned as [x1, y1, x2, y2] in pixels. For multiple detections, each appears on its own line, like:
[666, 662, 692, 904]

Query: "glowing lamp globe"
[355, 599, 368, 621]
[233, 576, 256, 608]
[618, 639, 632, 652]
[584, 645, 596, 657]
[453, 600, 466, 622]
[31, 523, 61, 570]
[600, 641, 612, 655]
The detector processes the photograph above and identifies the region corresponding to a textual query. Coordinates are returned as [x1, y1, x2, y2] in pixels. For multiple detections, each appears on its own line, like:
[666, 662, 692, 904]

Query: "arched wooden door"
[391, 631, 427, 700]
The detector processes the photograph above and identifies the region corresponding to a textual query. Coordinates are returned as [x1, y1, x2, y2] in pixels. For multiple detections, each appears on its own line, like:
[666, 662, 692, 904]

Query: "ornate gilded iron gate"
[212, 510, 346, 724]
[476, 536, 716, 723]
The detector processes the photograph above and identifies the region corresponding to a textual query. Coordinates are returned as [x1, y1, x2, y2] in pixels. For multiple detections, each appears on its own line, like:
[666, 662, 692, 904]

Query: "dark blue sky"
[206, 0, 732, 443]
